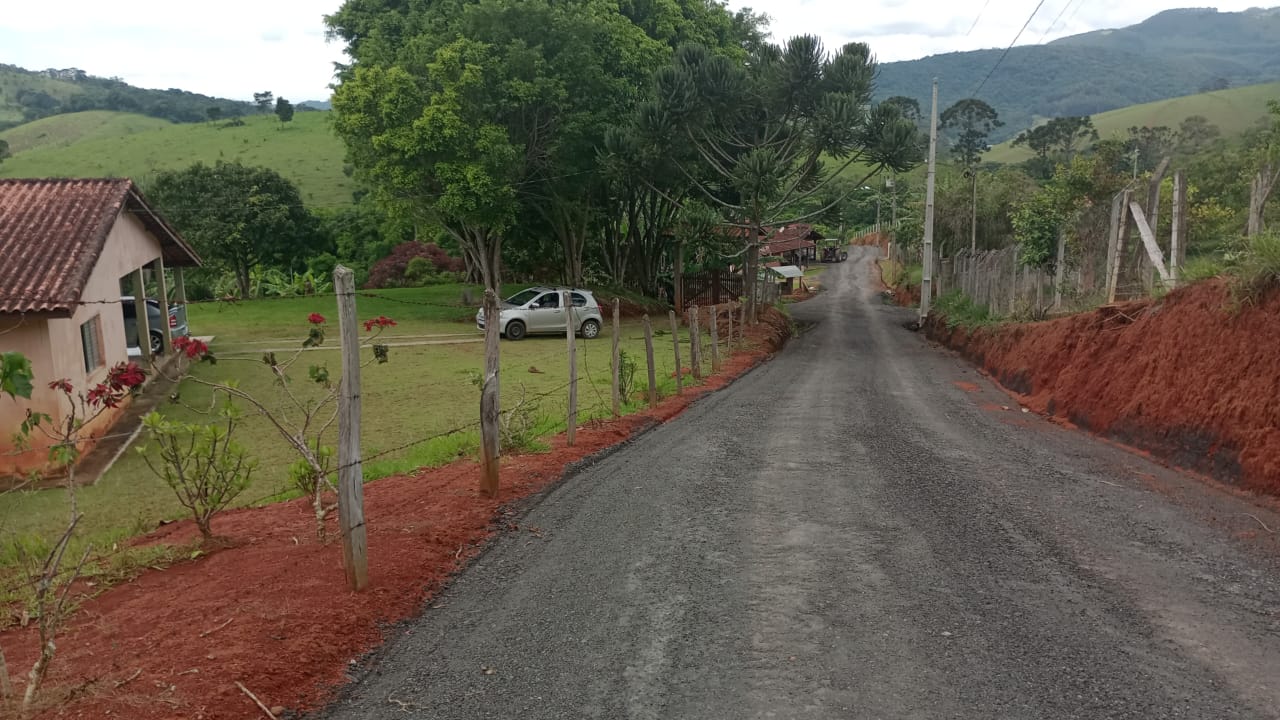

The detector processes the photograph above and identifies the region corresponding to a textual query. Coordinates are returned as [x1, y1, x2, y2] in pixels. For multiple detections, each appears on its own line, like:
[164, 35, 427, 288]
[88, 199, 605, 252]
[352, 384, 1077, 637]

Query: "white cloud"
[0, 1, 1268, 102]
[0, 0, 347, 101]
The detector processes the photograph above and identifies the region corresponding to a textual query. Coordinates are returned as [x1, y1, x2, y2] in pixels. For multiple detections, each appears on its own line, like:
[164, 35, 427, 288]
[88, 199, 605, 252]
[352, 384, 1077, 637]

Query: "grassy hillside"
[985, 80, 1280, 164]
[0, 110, 354, 207]
[0, 66, 79, 125]
[0, 64, 251, 128]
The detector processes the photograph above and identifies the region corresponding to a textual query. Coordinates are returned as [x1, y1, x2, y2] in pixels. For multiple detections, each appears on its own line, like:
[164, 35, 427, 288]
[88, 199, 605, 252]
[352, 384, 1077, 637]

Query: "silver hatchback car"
[476, 287, 604, 341]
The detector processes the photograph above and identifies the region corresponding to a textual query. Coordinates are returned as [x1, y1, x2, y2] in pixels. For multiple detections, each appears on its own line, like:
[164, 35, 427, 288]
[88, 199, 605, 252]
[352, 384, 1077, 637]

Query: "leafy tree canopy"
[940, 98, 1002, 167]
[147, 161, 318, 298]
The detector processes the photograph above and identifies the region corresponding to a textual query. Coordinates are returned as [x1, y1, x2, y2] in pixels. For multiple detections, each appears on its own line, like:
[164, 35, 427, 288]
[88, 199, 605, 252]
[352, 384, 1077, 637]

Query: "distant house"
[0, 178, 201, 475]
[761, 224, 822, 266]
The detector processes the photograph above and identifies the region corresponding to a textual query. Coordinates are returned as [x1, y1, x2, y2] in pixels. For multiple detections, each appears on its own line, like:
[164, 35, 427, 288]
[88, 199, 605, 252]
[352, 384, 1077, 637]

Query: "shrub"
[1179, 255, 1226, 284]
[618, 349, 638, 401]
[364, 241, 465, 289]
[137, 402, 257, 540]
[288, 444, 334, 498]
[1230, 231, 1280, 305]
[933, 289, 998, 329]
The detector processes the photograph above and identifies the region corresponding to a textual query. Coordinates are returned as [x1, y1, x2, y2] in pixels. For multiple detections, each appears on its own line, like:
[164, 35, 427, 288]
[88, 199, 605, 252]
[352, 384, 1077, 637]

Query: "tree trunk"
[674, 240, 684, 311]
[235, 265, 251, 299]
[743, 230, 760, 325]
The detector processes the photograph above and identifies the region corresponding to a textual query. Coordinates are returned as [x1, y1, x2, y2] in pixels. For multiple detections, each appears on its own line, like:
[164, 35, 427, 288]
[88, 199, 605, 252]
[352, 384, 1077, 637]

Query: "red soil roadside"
[2, 308, 790, 720]
[925, 280, 1280, 497]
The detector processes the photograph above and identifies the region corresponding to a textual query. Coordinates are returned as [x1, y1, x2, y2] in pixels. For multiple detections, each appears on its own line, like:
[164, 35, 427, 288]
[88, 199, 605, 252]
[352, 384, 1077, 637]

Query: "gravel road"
[320, 246, 1280, 720]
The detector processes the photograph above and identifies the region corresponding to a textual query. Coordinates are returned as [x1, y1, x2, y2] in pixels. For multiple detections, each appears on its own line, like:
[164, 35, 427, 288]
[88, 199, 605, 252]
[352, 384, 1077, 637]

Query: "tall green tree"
[328, 0, 759, 291]
[274, 97, 295, 125]
[331, 38, 523, 292]
[940, 98, 1002, 168]
[253, 91, 274, 114]
[0, 139, 9, 165]
[642, 37, 921, 319]
[883, 96, 922, 125]
[1012, 116, 1097, 161]
[148, 161, 317, 297]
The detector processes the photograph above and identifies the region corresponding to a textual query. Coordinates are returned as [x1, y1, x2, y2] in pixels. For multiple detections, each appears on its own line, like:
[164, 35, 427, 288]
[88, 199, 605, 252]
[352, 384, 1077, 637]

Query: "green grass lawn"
[0, 110, 353, 207]
[0, 285, 738, 571]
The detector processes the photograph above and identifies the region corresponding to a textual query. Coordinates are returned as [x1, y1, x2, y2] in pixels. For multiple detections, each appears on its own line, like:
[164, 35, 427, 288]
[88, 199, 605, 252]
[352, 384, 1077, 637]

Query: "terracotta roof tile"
[761, 223, 823, 255]
[0, 178, 200, 315]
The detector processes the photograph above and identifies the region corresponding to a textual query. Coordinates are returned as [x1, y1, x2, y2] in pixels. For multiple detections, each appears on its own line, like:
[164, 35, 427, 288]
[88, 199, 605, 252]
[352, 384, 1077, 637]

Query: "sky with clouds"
[0, 1, 1268, 102]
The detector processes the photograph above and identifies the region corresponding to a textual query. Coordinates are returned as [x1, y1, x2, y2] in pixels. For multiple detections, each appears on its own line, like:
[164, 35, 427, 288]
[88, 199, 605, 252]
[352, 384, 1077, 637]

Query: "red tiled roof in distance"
[760, 223, 824, 255]
[0, 178, 200, 316]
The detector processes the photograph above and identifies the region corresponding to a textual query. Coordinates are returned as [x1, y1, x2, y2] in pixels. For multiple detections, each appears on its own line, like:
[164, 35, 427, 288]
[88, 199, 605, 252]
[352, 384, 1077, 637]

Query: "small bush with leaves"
[288, 443, 334, 497]
[137, 401, 257, 540]
[617, 349, 639, 401]
[1229, 231, 1280, 306]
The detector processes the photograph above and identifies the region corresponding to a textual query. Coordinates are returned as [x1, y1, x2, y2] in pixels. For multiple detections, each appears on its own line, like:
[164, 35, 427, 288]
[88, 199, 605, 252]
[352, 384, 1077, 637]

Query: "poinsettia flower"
[47, 378, 74, 394]
[363, 315, 397, 332]
[308, 313, 326, 325]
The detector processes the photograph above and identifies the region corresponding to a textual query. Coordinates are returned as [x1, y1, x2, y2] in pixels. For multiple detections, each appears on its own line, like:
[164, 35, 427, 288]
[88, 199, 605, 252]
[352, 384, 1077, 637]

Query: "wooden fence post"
[726, 303, 734, 351]
[642, 314, 657, 408]
[1008, 248, 1018, 315]
[688, 305, 702, 381]
[333, 266, 368, 592]
[1129, 200, 1172, 283]
[738, 303, 746, 348]
[1171, 170, 1186, 285]
[1053, 231, 1066, 311]
[668, 310, 683, 395]
[709, 305, 721, 371]
[1104, 193, 1122, 301]
[564, 291, 577, 446]
[479, 289, 500, 498]
[1107, 190, 1132, 303]
[610, 298, 621, 417]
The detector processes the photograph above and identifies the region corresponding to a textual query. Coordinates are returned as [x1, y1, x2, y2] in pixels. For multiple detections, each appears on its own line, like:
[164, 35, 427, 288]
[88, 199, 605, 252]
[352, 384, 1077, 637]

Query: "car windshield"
[505, 289, 541, 306]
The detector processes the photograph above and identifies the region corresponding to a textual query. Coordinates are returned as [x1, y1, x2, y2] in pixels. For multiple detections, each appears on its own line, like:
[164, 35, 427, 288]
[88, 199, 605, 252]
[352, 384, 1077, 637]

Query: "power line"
[971, 0, 1052, 97]
[966, 0, 995, 36]
[1036, 0, 1083, 44]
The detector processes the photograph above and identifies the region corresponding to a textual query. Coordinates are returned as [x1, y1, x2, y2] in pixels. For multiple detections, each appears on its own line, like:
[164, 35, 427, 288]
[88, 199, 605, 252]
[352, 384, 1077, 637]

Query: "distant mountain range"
[876, 6, 1280, 140]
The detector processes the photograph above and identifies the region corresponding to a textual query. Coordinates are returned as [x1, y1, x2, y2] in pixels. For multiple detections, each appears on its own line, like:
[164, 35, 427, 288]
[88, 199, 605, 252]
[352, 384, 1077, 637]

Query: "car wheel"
[579, 319, 601, 339]
[150, 331, 164, 356]
[505, 320, 527, 341]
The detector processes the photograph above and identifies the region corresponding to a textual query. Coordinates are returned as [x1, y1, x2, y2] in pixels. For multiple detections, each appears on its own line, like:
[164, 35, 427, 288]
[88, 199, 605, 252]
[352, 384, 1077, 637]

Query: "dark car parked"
[121, 296, 189, 356]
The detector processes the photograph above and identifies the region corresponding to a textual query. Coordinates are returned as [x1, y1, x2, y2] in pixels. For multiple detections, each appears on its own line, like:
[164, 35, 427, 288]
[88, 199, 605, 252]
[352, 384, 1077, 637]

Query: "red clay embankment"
[926, 280, 1280, 497]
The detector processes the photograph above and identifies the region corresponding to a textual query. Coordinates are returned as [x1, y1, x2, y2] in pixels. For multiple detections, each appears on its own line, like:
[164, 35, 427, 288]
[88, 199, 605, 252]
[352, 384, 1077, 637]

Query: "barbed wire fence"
[1, 277, 759, 594]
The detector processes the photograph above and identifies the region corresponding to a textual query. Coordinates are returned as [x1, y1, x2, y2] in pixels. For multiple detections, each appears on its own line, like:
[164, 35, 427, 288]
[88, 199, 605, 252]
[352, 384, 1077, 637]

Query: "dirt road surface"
[320, 247, 1280, 719]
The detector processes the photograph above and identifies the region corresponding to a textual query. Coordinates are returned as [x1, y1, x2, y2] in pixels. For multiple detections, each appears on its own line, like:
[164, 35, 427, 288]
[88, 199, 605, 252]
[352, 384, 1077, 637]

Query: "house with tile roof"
[760, 224, 822, 266]
[0, 178, 201, 475]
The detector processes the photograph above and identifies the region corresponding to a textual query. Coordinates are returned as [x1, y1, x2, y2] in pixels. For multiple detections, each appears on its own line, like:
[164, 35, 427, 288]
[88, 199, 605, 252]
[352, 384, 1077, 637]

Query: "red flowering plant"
[173, 335, 216, 363]
[26, 362, 148, 468]
[6, 360, 149, 709]
[154, 311, 396, 541]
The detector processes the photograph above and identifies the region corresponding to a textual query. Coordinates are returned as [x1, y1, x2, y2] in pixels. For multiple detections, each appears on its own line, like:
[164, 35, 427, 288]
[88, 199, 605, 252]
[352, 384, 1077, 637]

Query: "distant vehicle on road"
[476, 287, 603, 341]
[121, 296, 189, 356]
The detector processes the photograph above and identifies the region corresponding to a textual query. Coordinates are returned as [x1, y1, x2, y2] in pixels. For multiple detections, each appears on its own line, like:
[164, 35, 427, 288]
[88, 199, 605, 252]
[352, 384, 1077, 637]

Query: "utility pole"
[920, 78, 938, 323]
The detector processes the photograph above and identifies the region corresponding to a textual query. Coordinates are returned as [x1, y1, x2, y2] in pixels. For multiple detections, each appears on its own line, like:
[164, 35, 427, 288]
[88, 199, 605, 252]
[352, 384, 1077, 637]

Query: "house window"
[81, 315, 104, 373]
